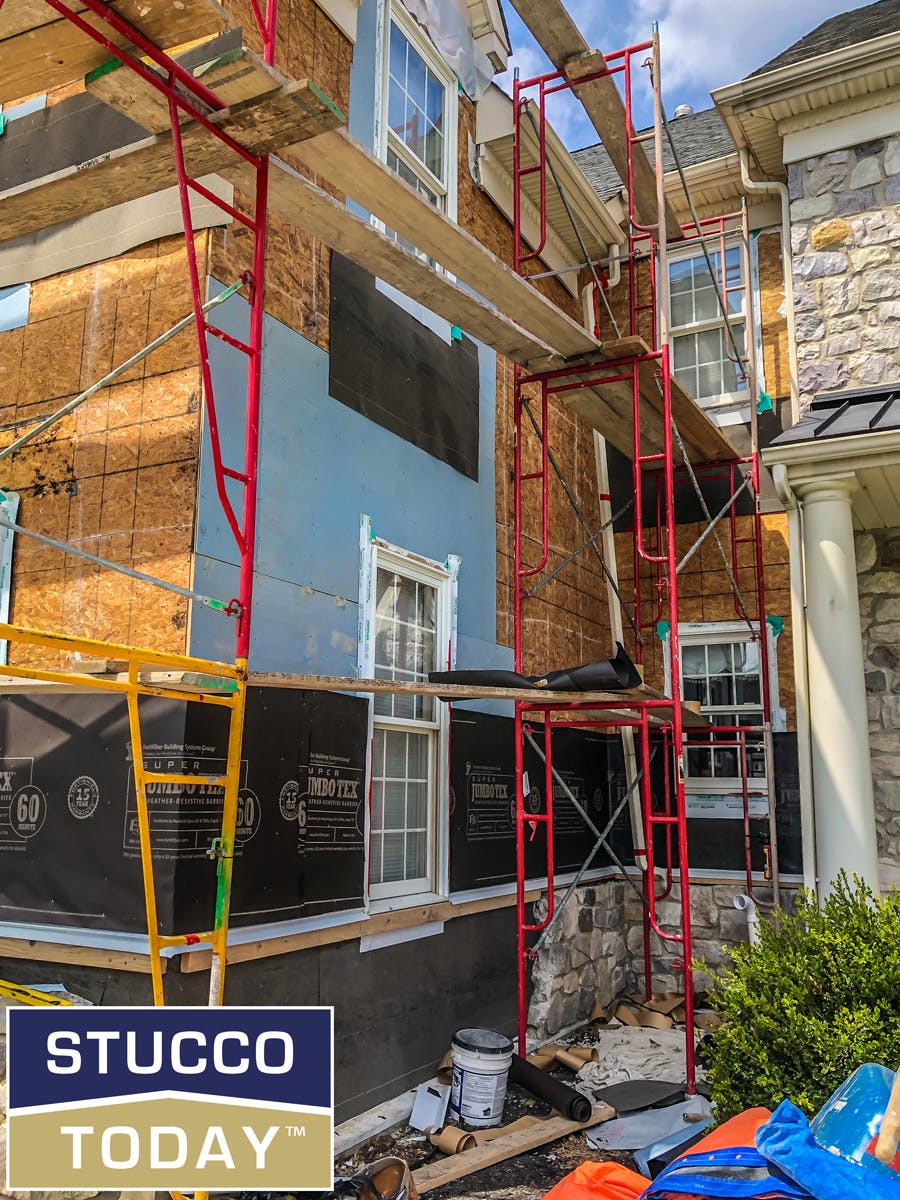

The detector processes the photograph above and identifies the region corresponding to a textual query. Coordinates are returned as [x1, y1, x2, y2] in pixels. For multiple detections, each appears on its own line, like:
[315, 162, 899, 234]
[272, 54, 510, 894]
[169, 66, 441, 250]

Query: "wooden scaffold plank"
[227, 153, 559, 366]
[0, 0, 227, 106]
[85, 40, 285, 133]
[0, 81, 344, 244]
[555, 339, 739, 463]
[291, 128, 602, 360]
[507, 0, 681, 241]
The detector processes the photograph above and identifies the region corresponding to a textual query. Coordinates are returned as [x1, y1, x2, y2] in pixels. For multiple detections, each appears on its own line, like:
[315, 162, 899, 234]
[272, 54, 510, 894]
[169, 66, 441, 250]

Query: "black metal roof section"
[572, 106, 735, 201]
[748, 0, 900, 78]
[771, 384, 900, 445]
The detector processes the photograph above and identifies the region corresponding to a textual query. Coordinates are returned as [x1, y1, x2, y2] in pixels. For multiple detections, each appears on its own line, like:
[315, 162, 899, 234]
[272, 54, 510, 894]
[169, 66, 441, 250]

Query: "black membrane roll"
[508, 1053, 593, 1123]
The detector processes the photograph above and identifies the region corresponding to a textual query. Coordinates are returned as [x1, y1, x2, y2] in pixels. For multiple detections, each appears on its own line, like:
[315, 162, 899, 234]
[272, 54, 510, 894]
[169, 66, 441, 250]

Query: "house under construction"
[6, 0, 881, 1127]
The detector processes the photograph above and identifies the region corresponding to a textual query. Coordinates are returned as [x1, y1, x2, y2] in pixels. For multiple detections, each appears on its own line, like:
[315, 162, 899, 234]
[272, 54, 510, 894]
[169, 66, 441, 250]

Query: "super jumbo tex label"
[5, 1006, 333, 1191]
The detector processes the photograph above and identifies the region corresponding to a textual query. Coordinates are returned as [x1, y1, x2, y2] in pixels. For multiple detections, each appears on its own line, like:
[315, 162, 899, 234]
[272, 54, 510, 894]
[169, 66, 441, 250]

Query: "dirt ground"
[336, 1080, 638, 1200]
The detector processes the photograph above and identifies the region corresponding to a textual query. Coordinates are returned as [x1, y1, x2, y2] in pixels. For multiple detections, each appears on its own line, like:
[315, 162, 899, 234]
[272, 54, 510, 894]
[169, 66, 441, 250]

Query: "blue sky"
[496, 0, 876, 151]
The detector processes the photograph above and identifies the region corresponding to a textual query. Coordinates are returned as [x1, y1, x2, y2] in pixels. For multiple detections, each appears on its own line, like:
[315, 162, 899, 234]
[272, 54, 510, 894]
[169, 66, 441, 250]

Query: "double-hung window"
[669, 244, 749, 408]
[666, 622, 777, 792]
[380, 2, 457, 229]
[367, 544, 451, 901]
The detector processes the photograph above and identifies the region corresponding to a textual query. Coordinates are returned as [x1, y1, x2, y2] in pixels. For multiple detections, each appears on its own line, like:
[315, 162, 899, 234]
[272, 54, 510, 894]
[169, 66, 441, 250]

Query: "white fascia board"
[314, 0, 360, 41]
[0, 176, 233, 288]
[476, 89, 624, 250]
[782, 98, 900, 162]
[712, 30, 900, 113]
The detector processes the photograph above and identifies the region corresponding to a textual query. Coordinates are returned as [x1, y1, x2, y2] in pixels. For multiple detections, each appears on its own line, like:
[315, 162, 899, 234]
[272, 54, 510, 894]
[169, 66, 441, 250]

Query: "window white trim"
[358, 519, 456, 908]
[668, 239, 751, 411]
[662, 620, 780, 795]
[376, 0, 458, 224]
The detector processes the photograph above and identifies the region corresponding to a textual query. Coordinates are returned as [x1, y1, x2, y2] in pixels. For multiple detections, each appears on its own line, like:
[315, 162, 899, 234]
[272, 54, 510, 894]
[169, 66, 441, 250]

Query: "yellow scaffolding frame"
[0, 622, 247, 1008]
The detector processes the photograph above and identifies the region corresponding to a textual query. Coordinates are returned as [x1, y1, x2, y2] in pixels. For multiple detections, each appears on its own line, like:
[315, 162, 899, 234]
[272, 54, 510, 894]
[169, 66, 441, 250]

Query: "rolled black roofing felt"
[508, 1054, 593, 1124]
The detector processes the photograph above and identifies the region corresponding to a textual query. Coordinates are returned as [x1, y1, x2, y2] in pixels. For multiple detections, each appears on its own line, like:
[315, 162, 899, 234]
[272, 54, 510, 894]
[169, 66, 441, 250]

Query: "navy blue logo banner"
[6, 1006, 333, 1191]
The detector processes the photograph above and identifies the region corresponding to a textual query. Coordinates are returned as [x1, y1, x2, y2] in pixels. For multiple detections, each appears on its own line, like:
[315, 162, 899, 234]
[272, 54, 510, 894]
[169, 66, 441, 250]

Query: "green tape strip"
[84, 57, 123, 85]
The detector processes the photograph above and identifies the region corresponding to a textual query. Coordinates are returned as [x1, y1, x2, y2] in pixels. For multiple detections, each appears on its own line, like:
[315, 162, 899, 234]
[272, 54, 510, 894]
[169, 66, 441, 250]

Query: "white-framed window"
[669, 243, 749, 409]
[664, 621, 779, 792]
[378, 0, 458, 228]
[360, 529, 455, 904]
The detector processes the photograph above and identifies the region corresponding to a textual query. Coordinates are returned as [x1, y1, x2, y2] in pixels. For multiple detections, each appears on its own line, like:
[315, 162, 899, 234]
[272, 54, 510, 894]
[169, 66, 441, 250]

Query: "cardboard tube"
[560, 1046, 600, 1065]
[555, 1049, 590, 1072]
[527, 1043, 565, 1070]
[436, 1049, 453, 1085]
[427, 1126, 475, 1155]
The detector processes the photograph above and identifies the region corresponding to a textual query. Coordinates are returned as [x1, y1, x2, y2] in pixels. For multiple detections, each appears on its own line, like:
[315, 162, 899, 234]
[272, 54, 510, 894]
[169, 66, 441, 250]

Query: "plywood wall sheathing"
[0, 235, 208, 670]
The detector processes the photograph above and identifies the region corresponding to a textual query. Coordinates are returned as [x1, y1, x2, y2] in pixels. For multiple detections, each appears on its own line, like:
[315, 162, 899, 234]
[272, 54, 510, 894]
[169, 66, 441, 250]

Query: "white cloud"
[622, 0, 874, 101]
[495, 42, 593, 146]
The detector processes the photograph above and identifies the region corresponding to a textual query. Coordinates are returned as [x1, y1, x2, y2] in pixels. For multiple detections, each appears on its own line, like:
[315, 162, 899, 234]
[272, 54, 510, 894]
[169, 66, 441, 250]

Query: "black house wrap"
[0, 693, 801, 936]
[0, 688, 367, 934]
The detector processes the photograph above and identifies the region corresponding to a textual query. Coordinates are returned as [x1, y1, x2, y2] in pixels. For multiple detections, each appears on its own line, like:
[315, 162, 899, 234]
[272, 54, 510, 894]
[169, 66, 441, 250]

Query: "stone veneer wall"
[857, 526, 900, 881]
[528, 881, 633, 1040]
[527, 879, 792, 1040]
[789, 137, 900, 409]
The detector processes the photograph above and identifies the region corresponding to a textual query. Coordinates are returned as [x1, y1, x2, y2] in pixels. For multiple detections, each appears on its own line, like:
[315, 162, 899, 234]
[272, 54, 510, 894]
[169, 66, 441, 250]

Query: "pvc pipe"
[738, 150, 799, 422]
[733, 893, 760, 944]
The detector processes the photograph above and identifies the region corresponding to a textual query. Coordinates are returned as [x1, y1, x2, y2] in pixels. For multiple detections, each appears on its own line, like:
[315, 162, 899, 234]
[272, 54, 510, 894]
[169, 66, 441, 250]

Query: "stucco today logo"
[5, 1006, 333, 1191]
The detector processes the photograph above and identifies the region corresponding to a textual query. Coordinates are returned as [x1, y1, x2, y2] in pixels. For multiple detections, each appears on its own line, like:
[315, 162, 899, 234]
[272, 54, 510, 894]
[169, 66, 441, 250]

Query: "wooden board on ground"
[290, 128, 601, 360]
[226, 154, 561, 367]
[86, 41, 286, 133]
[0, 0, 227, 106]
[411, 1105, 615, 1192]
[507, 0, 681, 242]
[0, 83, 344, 246]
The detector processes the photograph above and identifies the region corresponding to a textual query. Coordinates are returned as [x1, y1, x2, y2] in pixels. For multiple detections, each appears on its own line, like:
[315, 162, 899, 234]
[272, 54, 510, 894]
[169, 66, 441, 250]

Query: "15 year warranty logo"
[5, 1006, 333, 1191]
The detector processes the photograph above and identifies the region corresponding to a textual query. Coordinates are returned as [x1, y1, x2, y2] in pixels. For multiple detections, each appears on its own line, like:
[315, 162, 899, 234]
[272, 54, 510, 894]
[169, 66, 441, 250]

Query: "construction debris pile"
[330, 1005, 900, 1200]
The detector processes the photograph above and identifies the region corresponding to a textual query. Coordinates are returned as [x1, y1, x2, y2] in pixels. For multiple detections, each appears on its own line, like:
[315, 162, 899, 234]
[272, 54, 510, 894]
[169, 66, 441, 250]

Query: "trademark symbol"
[286, 1125, 306, 1137]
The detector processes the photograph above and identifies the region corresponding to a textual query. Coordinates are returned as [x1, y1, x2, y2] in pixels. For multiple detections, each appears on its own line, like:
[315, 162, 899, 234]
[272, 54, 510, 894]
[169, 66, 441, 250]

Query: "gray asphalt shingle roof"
[571, 107, 735, 201]
[749, 0, 900, 77]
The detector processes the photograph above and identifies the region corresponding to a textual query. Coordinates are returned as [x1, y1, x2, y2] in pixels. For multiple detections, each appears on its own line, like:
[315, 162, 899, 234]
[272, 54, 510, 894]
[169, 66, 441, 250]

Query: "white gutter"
[713, 29, 900, 112]
[739, 149, 799, 423]
[770, 462, 817, 899]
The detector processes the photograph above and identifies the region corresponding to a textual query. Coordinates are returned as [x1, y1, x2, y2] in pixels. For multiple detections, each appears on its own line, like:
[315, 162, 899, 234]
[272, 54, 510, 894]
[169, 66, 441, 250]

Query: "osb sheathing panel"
[612, 511, 795, 730]
[211, 0, 353, 349]
[757, 231, 790, 402]
[0, 234, 205, 670]
[463, 93, 613, 674]
[494, 361, 612, 675]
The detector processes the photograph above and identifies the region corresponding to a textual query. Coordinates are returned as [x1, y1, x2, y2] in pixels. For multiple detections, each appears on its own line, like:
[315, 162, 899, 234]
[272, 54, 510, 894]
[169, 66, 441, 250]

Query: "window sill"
[367, 891, 447, 915]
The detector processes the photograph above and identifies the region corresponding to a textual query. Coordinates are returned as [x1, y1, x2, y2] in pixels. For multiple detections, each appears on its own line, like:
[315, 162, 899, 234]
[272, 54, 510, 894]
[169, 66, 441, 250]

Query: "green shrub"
[703, 873, 900, 1119]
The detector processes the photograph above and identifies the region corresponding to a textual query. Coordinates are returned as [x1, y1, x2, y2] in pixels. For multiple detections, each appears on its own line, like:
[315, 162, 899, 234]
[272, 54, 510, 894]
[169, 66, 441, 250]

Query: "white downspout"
[771, 462, 818, 899]
[739, 150, 800, 424]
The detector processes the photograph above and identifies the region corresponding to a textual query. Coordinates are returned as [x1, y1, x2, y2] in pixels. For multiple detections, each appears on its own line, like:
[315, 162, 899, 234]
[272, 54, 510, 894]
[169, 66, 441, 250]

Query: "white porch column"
[796, 474, 879, 895]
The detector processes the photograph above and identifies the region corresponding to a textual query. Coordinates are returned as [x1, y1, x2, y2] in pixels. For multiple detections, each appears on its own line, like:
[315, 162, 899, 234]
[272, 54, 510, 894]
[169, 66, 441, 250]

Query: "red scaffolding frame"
[511, 31, 779, 1090]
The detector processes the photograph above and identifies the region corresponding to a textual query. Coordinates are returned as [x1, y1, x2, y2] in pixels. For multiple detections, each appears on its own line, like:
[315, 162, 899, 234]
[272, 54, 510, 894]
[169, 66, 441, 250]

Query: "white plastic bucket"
[448, 1027, 514, 1128]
